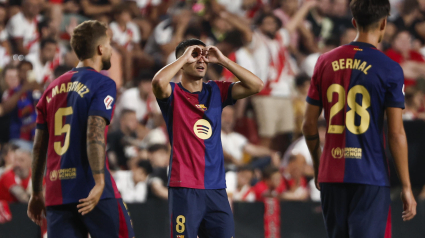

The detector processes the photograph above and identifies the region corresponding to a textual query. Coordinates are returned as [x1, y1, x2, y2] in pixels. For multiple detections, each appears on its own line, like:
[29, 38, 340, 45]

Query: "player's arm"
[386, 107, 417, 221]
[28, 129, 49, 226]
[302, 103, 322, 190]
[152, 45, 203, 99]
[202, 46, 264, 99]
[77, 116, 107, 215]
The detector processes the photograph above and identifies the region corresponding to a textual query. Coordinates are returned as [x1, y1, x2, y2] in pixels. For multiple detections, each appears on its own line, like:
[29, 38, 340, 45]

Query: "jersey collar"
[177, 82, 203, 94]
[72, 67, 96, 72]
[348, 41, 377, 49]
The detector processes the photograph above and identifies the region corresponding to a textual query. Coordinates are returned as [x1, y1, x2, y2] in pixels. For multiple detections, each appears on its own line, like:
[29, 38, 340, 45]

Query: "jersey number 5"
[327, 84, 371, 135]
[54, 107, 73, 155]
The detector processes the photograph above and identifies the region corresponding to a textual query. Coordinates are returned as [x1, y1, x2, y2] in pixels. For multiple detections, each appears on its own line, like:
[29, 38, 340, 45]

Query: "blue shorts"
[46, 198, 134, 238]
[320, 183, 391, 238]
[169, 188, 235, 238]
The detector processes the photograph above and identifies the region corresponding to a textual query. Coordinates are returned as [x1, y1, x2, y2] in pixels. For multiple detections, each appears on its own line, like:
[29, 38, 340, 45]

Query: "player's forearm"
[389, 131, 411, 189]
[152, 56, 186, 98]
[87, 116, 107, 186]
[32, 129, 49, 193]
[221, 58, 264, 99]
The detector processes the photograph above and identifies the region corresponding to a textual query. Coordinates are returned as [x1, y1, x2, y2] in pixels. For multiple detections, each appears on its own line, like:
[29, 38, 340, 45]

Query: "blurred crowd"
[1, 0, 425, 211]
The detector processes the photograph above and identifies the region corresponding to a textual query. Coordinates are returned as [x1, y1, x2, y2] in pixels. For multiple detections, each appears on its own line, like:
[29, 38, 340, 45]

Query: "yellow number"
[346, 85, 371, 134]
[326, 84, 371, 135]
[176, 215, 186, 233]
[54, 107, 73, 155]
[327, 84, 346, 134]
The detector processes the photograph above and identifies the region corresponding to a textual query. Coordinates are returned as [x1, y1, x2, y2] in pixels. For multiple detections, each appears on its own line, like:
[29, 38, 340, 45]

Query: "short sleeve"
[212, 81, 237, 108]
[384, 64, 405, 109]
[88, 78, 117, 125]
[306, 55, 323, 106]
[36, 94, 47, 130]
[156, 83, 175, 117]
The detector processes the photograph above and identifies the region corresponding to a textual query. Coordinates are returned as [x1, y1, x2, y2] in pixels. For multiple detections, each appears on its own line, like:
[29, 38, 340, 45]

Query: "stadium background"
[0, 0, 424, 237]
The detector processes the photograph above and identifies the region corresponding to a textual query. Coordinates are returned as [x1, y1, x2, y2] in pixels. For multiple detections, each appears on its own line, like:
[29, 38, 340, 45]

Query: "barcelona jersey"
[36, 67, 121, 206]
[307, 42, 405, 187]
[157, 81, 236, 189]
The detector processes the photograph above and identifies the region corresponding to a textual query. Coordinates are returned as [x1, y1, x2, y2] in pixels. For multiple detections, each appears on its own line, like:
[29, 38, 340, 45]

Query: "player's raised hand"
[182, 45, 203, 64]
[202, 46, 227, 65]
[27, 192, 46, 226]
[401, 188, 417, 221]
[77, 183, 104, 215]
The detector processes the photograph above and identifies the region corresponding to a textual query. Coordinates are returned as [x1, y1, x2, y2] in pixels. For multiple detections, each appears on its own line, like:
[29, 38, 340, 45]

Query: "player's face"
[181, 46, 208, 79]
[101, 30, 113, 71]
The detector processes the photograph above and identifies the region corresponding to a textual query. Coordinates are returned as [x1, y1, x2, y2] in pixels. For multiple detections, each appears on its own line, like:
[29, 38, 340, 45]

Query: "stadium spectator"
[0, 144, 18, 177]
[0, 147, 32, 203]
[6, 0, 41, 55]
[305, 0, 334, 47]
[1, 65, 38, 143]
[110, 4, 142, 83]
[114, 160, 153, 203]
[107, 109, 139, 170]
[25, 38, 58, 85]
[252, 166, 286, 202]
[403, 87, 425, 120]
[221, 106, 280, 170]
[385, 30, 425, 87]
[329, 0, 352, 37]
[301, 37, 339, 77]
[226, 166, 256, 202]
[281, 155, 309, 201]
[147, 144, 169, 200]
[390, 0, 425, 46]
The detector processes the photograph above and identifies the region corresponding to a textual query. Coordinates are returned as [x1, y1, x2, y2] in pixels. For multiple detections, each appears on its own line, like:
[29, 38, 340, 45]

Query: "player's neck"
[76, 60, 102, 72]
[181, 76, 203, 93]
[353, 32, 380, 48]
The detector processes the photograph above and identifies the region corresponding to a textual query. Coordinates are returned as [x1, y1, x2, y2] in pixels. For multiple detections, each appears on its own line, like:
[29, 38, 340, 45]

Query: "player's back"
[307, 42, 405, 186]
[36, 67, 120, 206]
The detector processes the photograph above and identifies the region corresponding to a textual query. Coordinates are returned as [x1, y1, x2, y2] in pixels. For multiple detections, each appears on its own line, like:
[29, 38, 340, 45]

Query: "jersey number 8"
[327, 84, 371, 135]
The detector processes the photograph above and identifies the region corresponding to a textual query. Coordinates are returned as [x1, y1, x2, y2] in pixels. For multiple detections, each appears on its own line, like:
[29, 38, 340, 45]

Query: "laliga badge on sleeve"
[104, 95, 114, 110]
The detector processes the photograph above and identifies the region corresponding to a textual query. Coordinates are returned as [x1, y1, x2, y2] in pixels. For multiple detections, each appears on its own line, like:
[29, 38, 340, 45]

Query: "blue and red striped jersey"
[36, 67, 121, 206]
[307, 42, 405, 187]
[157, 81, 236, 189]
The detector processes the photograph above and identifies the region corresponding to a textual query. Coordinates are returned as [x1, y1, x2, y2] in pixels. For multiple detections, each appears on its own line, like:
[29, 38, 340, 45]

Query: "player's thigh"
[251, 96, 278, 137]
[320, 183, 350, 238]
[82, 198, 134, 238]
[46, 204, 88, 238]
[198, 189, 235, 238]
[169, 188, 205, 238]
[276, 98, 295, 133]
[348, 185, 391, 238]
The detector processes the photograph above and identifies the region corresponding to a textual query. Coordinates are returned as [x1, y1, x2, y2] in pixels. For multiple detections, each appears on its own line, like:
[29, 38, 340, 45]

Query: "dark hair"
[137, 160, 153, 174]
[40, 38, 57, 50]
[18, 60, 33, 70]
[71, 20, 108, 61]
[350, 0, 390, 30]
[147, 144, 169, 153]
[222, 30, 244, 49]
[54, 65, 72, 78]
[184, 27, 202, 39]
[262, 166, 280, 180]
[0, 143, 19, 167]
[238, 165, 254, 173]
[134, 70, 155, 86]
[120, 109, 136, 119]
[175, 38, 206, 58]
[255, 13, 282, 29]
[37, 18, 51, 35]
[401, 0, 418, 16]
[114, 3, 131, 16]
[295, 74, 310, 88]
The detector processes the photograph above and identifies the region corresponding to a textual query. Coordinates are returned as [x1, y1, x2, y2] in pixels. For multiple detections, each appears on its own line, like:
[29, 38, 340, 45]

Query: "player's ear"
[380, 18, 387, 31]
[351, 18, 357, 29]
[98, 44, 104, 56]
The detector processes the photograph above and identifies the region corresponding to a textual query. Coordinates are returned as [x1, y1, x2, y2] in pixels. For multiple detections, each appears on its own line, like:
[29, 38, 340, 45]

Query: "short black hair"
[54, 65, 72, 78]
[255, 13, 282, 29]
[38, 18, 51, 35]
[350, 0, 390, 31]
[184, 27, 202, 39]
[134, 70, 155, 86]
[120, 109, 136, 119]
[147, 144, 169, 153]
[114, 3, 131, 16]
[18, 60, 33, 70]
[175, 38, 206, 58]
[137, 160, 153, 174]
[71, 20, 108, 61]
[295, 74, 310, 88]
[40, 38, 57, 50]
[222, 30, 244, 49]
[262, 166, 280, 180]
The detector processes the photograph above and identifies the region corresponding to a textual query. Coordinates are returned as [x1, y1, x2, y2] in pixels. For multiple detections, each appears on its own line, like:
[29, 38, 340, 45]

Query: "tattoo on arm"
[87, 116, 106, 176]
[32, 129, 49, 193]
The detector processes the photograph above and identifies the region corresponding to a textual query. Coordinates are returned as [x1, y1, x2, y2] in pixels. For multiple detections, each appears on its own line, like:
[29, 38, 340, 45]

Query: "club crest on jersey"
[193, 119, 212, 140]
[331, 147, 344, 159]
[104, 95, 114, 110]
[195, 104, 207, 111]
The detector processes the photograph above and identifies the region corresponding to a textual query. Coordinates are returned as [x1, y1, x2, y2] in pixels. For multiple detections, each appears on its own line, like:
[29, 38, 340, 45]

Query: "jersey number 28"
[327, 84, 371, 135]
